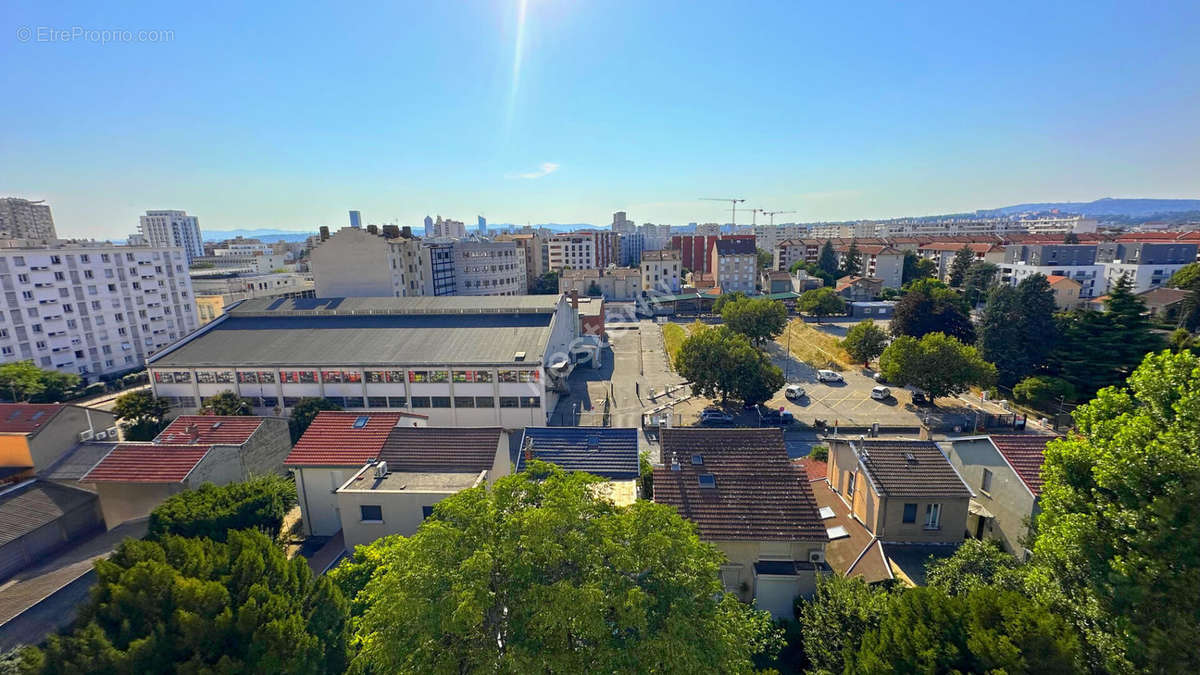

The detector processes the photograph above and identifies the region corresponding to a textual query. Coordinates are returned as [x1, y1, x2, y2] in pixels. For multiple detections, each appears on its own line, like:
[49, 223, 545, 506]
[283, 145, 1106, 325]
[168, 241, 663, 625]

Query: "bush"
[148, 474, 297, 542]
[120, 417, 167, 441]
[1012, 375, 1076, 410]
[809, 445, 829, 462]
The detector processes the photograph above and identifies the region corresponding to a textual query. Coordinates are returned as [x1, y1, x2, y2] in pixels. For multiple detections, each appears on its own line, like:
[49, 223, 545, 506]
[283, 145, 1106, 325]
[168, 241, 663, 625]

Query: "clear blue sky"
[3, 1, 1199, 238]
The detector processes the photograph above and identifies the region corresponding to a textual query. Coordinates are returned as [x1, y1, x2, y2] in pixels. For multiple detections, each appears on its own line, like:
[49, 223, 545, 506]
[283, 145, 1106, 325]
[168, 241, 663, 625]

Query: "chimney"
[319, 226, 330, 241]
[382, 225, 400, 239]
[401, 226, 413, 239]
[367, 224, 379, 235]
[570, 289, 579, 309]
[186, 423, 199, 443]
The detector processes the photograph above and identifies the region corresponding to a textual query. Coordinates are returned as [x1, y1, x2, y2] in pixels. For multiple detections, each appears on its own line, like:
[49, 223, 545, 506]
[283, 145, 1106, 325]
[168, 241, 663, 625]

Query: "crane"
[743, 208, 766, 226]
[763, 210, 796, 226]
[699, 197, 746, 227]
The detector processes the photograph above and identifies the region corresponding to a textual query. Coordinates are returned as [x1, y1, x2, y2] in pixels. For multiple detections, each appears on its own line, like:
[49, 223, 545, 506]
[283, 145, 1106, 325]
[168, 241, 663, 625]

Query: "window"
[360, 505, 383, 522]
[367, 396, 389, 408]
[846, 472, 855, 497]
[282, 370, 317, 384]
[902, 503, 917, 524]
[499, 396, 519, 408]
[981, 468, 993, 494]
[519, 396, 541, 408]
[475, 396, 495, 408]
[421, 505, 435, 520]
[924, 503, 942, 530]
[410, 396, 431, 408]
[452, 370, 493, 383]
[366, 370, 405, 383]
[698, 474, 716, 488]
[498, 370, 519, 383]
[352, 415, 369, 428]
[321, 371, 343, 383]
[387, 396, 407, 408]
[454, 396, 475, 408]
[430, 396, 451, 408]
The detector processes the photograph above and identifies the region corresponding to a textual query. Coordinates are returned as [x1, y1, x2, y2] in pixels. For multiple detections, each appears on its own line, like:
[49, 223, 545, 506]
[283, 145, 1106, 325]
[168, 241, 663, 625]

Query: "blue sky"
[3, 1, 1199, 238]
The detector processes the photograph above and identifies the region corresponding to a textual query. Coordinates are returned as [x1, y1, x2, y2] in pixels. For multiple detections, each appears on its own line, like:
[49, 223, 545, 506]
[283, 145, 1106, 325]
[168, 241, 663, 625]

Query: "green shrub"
[809, 445, 829, 462]
[148, 474, 297, 542]
[1012, 375, 1076, 410]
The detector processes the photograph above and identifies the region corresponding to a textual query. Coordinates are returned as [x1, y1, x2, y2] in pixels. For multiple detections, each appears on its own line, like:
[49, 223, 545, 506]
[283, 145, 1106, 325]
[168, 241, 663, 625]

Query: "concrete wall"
[876, 496, 968, 543]
[95, 482, 183, 527]
[714, 540, 825, 603]
[295, 466, 351, 536]
[311, 228, 396, 297]
[945, 438, 1038, 555]
[28, 407, 116, 471]
[239, 418, 292, 476]
[337, 486, 457, 550]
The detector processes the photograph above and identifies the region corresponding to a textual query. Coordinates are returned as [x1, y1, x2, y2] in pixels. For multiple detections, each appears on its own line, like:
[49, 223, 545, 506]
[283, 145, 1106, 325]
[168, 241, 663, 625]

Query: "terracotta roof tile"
[0, 404, 65, 433]
[380, 427, 503, 473]
[82, 444, 211, 483]
[285, 411, 424, 467]
[156, 416, 265, 445]
[849, 439, 972, 498]
[989, 434, 1054, 496]
[653, 428, 826, 542]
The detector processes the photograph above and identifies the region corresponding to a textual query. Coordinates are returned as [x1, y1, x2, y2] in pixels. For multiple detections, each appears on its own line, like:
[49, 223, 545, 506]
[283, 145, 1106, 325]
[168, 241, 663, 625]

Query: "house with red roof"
[285, 410, 428, 537]
[77, 415, 291, 527]
[0, 403, 117, 485]
[1045, 274, 1084, 310]
[943, 434, 1056, 558]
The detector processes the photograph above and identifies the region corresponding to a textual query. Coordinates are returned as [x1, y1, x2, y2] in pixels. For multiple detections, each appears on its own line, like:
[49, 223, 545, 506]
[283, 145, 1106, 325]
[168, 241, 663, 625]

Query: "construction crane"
[699, 197, 746, 227]
[762, 210, 796, 226]
[744, 208, 765, 226]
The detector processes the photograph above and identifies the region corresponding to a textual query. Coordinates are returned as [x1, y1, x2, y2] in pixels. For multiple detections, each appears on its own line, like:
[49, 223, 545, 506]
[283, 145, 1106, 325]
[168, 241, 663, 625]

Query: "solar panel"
[691, 454, 704, 465]
[352, 416, 369, 429]
[698, 473, 716, 488]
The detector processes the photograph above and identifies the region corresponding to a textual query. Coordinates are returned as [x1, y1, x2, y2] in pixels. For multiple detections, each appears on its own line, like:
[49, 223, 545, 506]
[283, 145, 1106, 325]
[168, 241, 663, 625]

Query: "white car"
[816, 370, 844, 383]
[785, 384, 807, 400]
[870, 386, 892, 400]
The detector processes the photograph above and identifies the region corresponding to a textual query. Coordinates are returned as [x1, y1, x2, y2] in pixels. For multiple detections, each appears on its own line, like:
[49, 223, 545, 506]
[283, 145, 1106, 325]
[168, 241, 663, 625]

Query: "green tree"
[879, 332, 997, 401]
[962, 261, 999, 307]
[288, 396, 343, 443]
[147, 475, 298, 542]
[1015, 273, 1059, 372]
[1012, 375, 1076, 410]
[32, 370, 82, 403]
[0, 361, 46, 402]
[586, 281, 602, 296]
[111, 389, 172, 441]
[711, 291, 748, 314]
[842, 319, 889, 365]
[340, 463, 781, 673]
[902, 250, 937, 284]
[838, 240, 862, 277]
[947, 245, 975, 287]
[848, 586, 1079, 674]
[797, 575, 892, 675]
[198, 390, 254, 416]
[1033, 350, 1200, 672]
[674, 326, 784, 405]
[796, 287, 846, 323]
[818, 239, 839, 278]
[890, 279, 975, 343]
[530, 271, 560, 294]
[978, 285, 1028, 387]
[926, 539, 1022, 597]
[756, 247, 775, 270]
[789, 260, 834, 287]
[721, 296, 787, 346]
[35, 530, 348, 674]
[1168, 262, 1200, 329]
[1169, 327, 1196, 353]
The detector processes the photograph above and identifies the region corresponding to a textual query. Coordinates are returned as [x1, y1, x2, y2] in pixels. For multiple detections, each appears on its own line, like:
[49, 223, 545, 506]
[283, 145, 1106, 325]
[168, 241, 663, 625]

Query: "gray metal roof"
[0, 480, 98, 546]
[230, 295, 563, 316]
[38, 442, 118, 482]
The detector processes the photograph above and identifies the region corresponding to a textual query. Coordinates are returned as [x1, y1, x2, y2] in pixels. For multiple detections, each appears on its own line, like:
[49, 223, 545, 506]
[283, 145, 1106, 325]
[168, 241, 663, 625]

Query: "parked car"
[870, 386, 892, 400]
[756, 406, 795, 426]
[785, 384, 807, 400]
[872, 371, 887, 383]
[816, 369, 844, 383]
[911, 391, 932, 406]
[699, 409, 734, 424]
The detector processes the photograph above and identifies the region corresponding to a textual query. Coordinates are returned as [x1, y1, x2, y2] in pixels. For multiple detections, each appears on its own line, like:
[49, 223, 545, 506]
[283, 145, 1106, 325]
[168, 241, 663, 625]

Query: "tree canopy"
[902, 250, 937, 284]
[1168, 262, 1200, 329]
[147, 474, 298, 542]
[111, 389, 172, 441]
[890, 279, 975, 343]
[198, 390, 254, 416]
[711, 291, 748, 314]
[756, 247, 775, 270]
[879, 332, 996, 400]
[947, 245, 975, 287]
[818, 239, 839, 278]
[797, 575, 892, 675]
[288, 396, 342, 443]
[721, 296, 787, 346]
[529, 271, 560, 295]
[796, 287, 846, 322]
[335, 463, 780, 674]
[674, 326, 784, 405]
[962, 261, 999, 307]
[838, 241, 862, 277]
[36, 530, 348, 674]
[0, 361, 81, 403]
[1012, 375, 1075, 411]
[926, 539, 1023, 597]
[842, 319, 889, 365]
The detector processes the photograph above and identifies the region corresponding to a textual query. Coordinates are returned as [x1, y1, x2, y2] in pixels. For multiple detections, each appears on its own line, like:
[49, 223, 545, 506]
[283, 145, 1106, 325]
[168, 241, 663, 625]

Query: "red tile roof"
[156, 416, 265, 445]
[381, 427, 504, 473]
[793, 456, 828, 481]
[0, 404, 65, 433]
[285, 411, 423, 467]
[654, 428, 826, 542]
[989, 435, 1054, 496]
[82, 444, 211, 483]
[1045, 275, 1079, 286]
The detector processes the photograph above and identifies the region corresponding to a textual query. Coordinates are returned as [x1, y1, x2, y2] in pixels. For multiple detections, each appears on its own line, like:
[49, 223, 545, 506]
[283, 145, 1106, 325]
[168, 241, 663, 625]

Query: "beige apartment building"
[640, 249, 681, 294]
[311, 226, 430, 297]
[710, 238, 757, 293]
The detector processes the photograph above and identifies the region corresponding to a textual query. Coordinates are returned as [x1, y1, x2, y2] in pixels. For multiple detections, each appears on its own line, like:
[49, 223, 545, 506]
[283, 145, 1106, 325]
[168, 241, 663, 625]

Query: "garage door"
[755, 575, 799, 620]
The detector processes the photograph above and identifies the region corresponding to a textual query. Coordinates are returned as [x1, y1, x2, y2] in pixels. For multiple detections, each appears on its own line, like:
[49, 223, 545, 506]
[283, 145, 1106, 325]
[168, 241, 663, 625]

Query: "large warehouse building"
[146, 294, 583, 426]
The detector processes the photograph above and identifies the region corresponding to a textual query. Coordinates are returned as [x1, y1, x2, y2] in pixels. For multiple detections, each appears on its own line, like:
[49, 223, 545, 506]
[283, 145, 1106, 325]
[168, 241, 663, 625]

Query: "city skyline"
[4, 1, 1200, 239]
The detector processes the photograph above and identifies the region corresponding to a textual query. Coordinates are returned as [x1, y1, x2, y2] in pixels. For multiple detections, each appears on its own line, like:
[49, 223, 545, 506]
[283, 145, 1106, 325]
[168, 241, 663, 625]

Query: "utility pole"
[699, 197, 746, 228]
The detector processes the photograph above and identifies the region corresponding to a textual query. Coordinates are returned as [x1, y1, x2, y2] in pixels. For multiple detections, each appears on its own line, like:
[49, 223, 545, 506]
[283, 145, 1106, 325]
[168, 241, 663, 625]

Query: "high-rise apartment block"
[427, 216, 467, 239]
[0, 198, 56, 240]
[547, 231, 615, 272]
[710, 238, 757, 294]
[138, 210, 204, 263]
[0, 241, 198, 380]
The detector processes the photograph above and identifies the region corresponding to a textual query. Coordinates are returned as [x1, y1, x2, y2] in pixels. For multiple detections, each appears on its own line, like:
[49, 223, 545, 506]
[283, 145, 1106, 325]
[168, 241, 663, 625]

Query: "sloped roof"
[0, 480, 98, 546]
[714, 238, 757, 255]
[156, 416, 265, 445]
[989, 435, 1054, 496]
[82, 444, 211, 483]
[0, 404, 65, 434]
[852, 439, 972, 498]
[653, 428, 826, 542]
[38, 442, 117, 482]
[379, 427, 504, 473]
[285, 411, 423, 467]
[517, 427, 639, 479]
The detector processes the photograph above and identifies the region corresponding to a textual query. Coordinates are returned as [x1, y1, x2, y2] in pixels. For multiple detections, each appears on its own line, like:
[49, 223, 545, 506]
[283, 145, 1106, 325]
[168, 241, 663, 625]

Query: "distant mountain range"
[202, 229, 316, 243]
[976, 198, 1200, 218]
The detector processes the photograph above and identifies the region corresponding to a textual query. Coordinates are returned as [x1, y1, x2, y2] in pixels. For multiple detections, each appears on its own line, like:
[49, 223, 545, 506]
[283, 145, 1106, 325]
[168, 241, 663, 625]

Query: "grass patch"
[777, 319, 853, 370]
[662, 321, 708, 371]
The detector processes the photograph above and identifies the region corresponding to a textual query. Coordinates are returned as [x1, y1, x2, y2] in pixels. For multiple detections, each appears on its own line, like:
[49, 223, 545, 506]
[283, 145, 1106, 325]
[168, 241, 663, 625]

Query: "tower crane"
[744, 208, 766, 226]
[699, 197, 746, 227]
[763, 210, 796, 226]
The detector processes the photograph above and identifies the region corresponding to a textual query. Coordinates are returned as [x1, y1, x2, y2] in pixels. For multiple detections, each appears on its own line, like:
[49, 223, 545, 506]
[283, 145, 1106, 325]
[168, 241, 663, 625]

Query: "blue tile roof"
[517, 427, 640, 480]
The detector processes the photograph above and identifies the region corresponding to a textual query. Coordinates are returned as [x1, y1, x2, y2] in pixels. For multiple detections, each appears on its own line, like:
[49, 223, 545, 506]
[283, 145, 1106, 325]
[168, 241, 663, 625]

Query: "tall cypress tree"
[1015, 274, 1058, 372]
[818, 239, 839, 278]
[948, 245, 975, 287]
[839, 241, 863, 277]
[978, 285, 1028, 387]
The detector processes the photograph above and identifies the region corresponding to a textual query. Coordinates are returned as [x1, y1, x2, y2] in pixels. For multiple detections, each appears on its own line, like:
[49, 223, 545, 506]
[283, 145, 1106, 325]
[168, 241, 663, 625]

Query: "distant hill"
[202, 228, 316, 243]
[976, 198, 1200, 218]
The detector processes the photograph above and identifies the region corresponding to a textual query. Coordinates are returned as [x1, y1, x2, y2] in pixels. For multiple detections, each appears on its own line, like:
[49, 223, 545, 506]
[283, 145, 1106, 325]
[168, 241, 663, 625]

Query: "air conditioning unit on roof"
[809, 551, 826, 564]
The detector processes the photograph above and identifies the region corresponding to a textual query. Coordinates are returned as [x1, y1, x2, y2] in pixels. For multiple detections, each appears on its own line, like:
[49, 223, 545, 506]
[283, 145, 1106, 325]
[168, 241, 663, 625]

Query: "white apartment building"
[640, 249, 681, 294]
[743, 224, 808, 254]
[428, 216, 467, 239]
[639, 223, 673, 252]
[547, 231, 615, 272]
[0, 198, 56, 240]
[0, 241, 198, 381]
[1018, 215, 1098, 235]
[213, 241, 273, 256]
[311, 226, 431, 298]
[710, 238, 757, 293]
[447, 240, 526, 296]
[138, 210, 204, 263]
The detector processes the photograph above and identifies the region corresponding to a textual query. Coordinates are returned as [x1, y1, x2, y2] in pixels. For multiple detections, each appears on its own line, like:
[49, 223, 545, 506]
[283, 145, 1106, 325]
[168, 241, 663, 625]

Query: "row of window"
[180, 394, 544, 410]
[359, 503, 434, 523]
[161, 368, 541, 385]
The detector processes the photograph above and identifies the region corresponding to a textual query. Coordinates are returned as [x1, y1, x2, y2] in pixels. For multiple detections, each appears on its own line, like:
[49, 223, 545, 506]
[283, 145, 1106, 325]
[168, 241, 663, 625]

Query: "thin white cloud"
[507, 162, 560, 179]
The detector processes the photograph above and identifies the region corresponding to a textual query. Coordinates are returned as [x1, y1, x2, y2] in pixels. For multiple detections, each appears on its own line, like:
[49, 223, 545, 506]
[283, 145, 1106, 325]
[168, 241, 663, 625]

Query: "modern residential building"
[640, 249, 682, 294]
[494, 232, 547, 290]
[138, 210, 204, 263]
[0, 240, 199, 380]
[210, 238, 275, 257]
[639, 223, 673, 253]
[916, 242, 1006, 282]
[146, 295, 581, 425]
[310, 226, 431, 297]
[189, 252, 290, 275]
[558, 268, 640, 301]
[653, 428, 828, 619]
[670, 234, 754, 275]
[427, 216, 467, 239]
[547, 231, 616, 272]
[1001, 244, 1105, 298]
[844, 244, 904, 288]
[0, 198, 56, 240]
[1096, 241, 1198, 294]
[943, 434, 1053, 557]
[439, 239, 526, 296]
[517, 427, 639, 506]
[710, 238, 757, 293]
